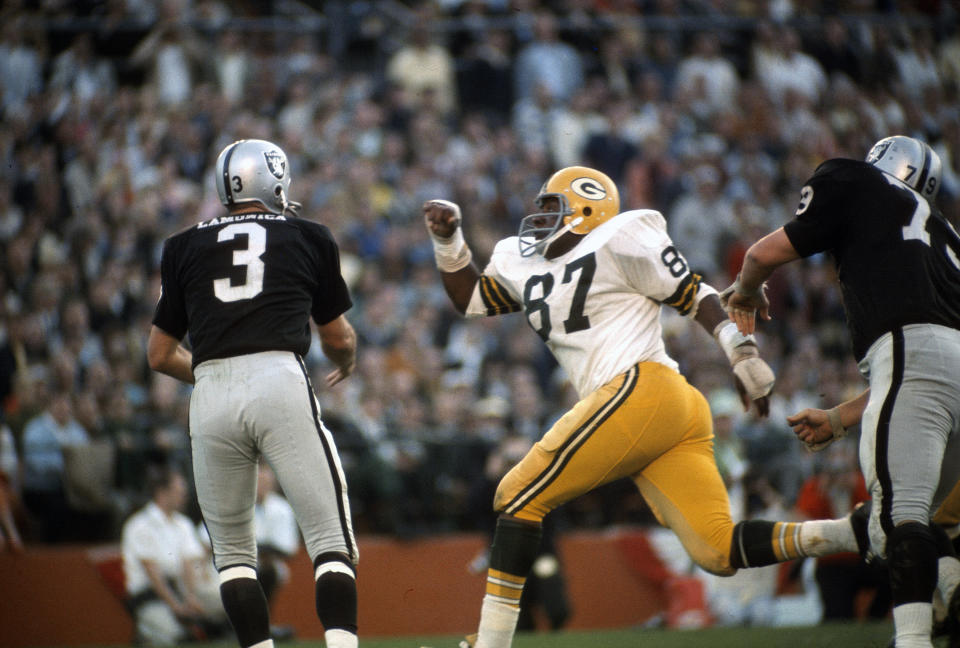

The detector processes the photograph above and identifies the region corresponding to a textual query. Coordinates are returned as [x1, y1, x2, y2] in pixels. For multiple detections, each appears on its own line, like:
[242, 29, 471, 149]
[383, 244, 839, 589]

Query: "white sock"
[249, 641, 274, 648]
[893, 602, 934, 648]
[939, 556, 960, 606]
[474, 596, 521, 648]
[324, 628, 357, 648]
[798, 518, 856, 557]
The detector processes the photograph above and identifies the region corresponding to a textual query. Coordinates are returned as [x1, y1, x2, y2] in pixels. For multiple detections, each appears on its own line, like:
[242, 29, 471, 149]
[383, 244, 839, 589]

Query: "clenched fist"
[423, 199, 461, 240]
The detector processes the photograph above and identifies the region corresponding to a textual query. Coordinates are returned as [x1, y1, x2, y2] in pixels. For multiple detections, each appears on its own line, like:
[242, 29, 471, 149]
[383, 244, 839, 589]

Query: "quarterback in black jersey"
[726, 135, 960, 648]
[147, 139, 359, 648]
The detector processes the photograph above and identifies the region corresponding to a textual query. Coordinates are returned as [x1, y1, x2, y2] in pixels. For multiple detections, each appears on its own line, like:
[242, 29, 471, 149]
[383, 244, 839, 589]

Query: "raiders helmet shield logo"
[263, 151, 286, 179]
[571, 177, 607, 200]
[866, 140, 891, 164]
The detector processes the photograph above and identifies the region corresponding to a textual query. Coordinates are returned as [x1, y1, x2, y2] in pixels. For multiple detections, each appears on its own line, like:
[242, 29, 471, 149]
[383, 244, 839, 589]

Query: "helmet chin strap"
[279, 188, 302, 216]
[539, 216, 584, 254]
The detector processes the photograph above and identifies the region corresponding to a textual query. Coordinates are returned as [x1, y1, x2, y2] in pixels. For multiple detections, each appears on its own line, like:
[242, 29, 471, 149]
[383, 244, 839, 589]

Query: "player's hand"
[720, 284, 771, 336]
[787, 408, 834, 451]
[423, 199, 461, 240]
[733, 368, 771, 417]
[173, 596, 204, 619]
[325, 360, 354, 388]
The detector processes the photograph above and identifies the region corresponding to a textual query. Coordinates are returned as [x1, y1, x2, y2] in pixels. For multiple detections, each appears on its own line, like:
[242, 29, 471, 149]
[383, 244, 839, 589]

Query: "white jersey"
[467, 209, 716, 397]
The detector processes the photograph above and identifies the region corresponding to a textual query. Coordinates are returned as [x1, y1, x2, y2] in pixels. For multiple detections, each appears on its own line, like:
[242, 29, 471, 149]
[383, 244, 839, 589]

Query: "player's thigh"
[496, 362, 700, 522]
[255, 362, 357, 563]
[189, 371, 259, 569]
[631, 396, 734, 575]
[860, 327, 960, 551]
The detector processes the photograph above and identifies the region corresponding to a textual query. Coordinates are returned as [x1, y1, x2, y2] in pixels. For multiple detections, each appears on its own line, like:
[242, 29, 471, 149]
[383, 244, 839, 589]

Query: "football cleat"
[418, 632, 476, 648]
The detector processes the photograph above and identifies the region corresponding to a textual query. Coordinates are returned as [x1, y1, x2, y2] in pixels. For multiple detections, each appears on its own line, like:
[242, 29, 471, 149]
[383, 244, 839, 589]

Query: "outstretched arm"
[723, 227, 801, 334]
[424, 200, 481, 314]
[789, 389, 870, 451]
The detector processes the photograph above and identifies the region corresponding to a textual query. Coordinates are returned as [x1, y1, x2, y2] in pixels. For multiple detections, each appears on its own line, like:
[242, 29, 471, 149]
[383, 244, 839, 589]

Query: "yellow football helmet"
[518, 166, 621, 256]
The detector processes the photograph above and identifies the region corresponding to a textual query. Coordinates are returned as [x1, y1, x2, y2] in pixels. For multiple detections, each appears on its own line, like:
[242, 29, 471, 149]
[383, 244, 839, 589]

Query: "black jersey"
[152, 212, 352, 367]
[783, 158, 960, 360]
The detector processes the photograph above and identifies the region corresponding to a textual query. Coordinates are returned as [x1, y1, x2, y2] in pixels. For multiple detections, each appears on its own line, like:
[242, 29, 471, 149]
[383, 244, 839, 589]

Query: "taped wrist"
[827, 407, 847, 440]
[713, 321, 759, 365]
[430, 225, 473, 272]
[426, 199, 473, 272]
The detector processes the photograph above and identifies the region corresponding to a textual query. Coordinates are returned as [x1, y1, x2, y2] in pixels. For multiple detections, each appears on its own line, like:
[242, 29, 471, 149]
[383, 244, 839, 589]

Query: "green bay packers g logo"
[571, 177, 607, 200]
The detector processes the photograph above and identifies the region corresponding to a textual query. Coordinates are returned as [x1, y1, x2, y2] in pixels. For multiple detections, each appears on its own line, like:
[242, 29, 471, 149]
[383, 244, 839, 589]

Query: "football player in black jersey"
[725, 135, 960, 648]
[147, 139, 359, 648]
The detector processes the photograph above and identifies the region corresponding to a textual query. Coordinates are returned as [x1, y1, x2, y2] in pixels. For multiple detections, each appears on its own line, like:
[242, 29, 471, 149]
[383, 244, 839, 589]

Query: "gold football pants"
[495, 361, 736, 575]
[934, 480, 960, 527]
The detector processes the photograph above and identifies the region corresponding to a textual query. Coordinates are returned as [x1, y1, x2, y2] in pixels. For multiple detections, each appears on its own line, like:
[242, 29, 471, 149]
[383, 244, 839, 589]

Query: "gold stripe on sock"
[773, 522, 803, 561]
[486, 569, 525, 605]
[793, 523, 806, 558]
[488, 569, 526, 586]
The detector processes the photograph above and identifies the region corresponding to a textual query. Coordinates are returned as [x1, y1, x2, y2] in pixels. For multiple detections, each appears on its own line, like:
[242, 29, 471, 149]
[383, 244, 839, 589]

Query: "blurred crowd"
[1, 0, 959, 548]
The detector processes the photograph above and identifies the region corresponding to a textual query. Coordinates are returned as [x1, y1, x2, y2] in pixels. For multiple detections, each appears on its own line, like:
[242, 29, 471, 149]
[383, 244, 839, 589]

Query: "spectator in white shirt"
[675, 32, 740, 120]
[122, 465, 227, 645]
[754, 25, 827, 109]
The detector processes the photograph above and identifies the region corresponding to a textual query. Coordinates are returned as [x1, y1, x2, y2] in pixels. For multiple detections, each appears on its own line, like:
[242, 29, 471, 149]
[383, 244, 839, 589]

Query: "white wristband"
[713, 321, 758, 365]
[425, 199, 473, 272]
[430, 227, 473, 272]
[827, 407, 847, 439]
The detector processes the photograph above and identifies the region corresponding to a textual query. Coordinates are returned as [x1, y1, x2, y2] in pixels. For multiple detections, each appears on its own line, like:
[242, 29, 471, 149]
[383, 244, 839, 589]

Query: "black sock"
[489, 515, 543, 577]
[730, 520, 778, 568]
[314, 553, 358, 633]
[220, 574, 271, 647]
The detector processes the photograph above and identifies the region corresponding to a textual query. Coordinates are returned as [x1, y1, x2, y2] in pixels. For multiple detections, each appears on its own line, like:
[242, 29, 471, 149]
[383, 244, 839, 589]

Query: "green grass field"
[148, 621, 949, 648]
[362, 622, 908, 648]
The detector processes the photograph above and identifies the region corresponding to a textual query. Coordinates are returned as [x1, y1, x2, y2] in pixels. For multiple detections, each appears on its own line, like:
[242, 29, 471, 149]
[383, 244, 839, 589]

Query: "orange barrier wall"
[0, 528, 665, 647]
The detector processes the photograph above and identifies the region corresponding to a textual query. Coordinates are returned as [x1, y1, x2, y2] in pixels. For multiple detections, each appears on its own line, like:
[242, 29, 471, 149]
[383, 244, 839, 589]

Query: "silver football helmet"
[866, 135, 941, 201]
[214, 139, 301, 215]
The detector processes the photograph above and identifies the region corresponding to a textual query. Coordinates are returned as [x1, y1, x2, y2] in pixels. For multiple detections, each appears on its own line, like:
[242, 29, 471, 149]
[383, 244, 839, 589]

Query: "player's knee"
[887, 521, 939, 604]
[697, 553, 736, 577]
[688, 527, 736, 576]
[492, 485, 509, 514]
[493, 485, 548, 522]
[313, 551, 356, 581]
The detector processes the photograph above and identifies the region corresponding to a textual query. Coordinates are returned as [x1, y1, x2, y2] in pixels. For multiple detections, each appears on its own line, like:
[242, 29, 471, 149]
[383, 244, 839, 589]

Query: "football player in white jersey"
[425, 166, 867, 648]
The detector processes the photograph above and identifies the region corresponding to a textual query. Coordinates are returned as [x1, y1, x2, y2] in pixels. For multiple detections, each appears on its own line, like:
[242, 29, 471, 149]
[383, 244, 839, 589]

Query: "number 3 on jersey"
[214, 222, 266, 302]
